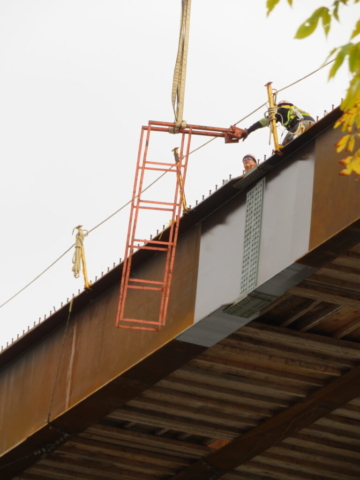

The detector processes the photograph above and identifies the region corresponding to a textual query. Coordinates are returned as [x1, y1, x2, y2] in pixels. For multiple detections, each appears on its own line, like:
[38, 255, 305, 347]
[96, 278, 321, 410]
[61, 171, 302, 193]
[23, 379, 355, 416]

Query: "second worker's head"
[242, 154, 257, 172]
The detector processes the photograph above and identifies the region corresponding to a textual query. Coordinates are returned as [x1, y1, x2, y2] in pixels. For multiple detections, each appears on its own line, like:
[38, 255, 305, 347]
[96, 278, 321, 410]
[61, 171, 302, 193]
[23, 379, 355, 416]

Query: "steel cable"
[0, 58, 336, 312]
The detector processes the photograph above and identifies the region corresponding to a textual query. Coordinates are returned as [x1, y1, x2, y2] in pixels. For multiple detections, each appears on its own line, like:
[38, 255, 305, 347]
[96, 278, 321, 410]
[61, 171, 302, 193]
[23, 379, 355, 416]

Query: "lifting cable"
[172, 0, 192, 128]
[0, 59, 335, 312]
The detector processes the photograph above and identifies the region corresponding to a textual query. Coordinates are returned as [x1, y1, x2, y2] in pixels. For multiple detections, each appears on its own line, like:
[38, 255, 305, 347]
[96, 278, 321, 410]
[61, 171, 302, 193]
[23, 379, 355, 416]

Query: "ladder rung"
[134, 239, 175, 246]
[127, 285, 163, 291]
[140, 166, 179, 172]
[136, 206, 174, 212]
[129, 278, 165, 285]
[145, 161, 186, 168]
[140, 200, 180, 207]
[131, 245, 168, 252]
[119, 318, 163, 326]
[117, 325, 160, 331]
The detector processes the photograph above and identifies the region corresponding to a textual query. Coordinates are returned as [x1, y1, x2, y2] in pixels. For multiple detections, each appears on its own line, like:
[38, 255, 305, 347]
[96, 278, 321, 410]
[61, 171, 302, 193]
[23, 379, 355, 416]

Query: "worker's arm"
[247, 117, 269, 134]
[242, 117, 271, 140]
[242, 115, 281, 141]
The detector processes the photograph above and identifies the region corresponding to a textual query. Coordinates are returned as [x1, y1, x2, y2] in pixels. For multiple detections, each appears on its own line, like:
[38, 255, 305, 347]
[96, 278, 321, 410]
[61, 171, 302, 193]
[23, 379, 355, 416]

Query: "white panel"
[193, 145, 315, 327]
[258, 149, 315, 286]
[193, 197, 247, 323]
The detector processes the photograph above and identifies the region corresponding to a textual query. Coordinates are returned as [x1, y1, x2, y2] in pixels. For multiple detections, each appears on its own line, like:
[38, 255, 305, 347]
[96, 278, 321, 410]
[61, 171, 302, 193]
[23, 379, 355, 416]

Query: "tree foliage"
[267, 0, 360, 177]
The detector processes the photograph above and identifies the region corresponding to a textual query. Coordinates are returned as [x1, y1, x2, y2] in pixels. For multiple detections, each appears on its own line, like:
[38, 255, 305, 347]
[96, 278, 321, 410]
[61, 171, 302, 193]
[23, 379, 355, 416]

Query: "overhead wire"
[0, 58, 336, 313]
[0, 246, 74, 309]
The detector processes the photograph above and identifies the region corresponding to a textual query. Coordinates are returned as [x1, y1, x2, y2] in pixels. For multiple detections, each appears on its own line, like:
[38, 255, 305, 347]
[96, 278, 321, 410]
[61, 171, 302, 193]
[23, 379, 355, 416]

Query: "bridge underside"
[2, 108, 360, 480]
[11, 221, 360, 480]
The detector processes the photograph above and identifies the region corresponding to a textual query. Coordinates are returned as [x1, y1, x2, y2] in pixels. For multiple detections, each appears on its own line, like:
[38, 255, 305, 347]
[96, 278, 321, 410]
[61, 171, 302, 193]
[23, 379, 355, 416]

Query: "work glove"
[241, 129, 249, 141]
[225, 125, 246, 143]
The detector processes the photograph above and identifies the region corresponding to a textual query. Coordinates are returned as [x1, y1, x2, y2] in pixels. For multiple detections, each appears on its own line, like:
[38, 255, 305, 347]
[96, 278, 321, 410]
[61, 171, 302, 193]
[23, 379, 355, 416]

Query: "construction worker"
[242, 154, 257, 174]
[241, 101, 315, 145]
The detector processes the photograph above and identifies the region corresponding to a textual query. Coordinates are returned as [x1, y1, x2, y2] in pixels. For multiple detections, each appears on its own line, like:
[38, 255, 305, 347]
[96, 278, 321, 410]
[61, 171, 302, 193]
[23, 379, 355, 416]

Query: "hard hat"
[278, 100, 292, 106]
[242, 154, 257, 163]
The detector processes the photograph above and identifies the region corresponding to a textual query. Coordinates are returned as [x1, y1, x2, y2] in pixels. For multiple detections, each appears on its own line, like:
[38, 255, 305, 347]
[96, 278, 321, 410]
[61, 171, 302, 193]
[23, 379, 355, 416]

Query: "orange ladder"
[116, 121, 240, 331]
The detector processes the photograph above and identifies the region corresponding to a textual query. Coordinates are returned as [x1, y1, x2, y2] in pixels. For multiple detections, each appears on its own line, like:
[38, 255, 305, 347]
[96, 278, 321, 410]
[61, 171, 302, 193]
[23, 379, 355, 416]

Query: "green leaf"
[321, 8, 332, 36]
[295, 8, 329, 39]
[331, 1, 348, 24]
[325, 47, 339, 63]
[333, 0, 341, 21]
[351, 20, 360, 39]
[328, 43, 353, 79]
[267, 0, 281, 16]
[348, 43, 360, 73]
[342, 73, 360, 110]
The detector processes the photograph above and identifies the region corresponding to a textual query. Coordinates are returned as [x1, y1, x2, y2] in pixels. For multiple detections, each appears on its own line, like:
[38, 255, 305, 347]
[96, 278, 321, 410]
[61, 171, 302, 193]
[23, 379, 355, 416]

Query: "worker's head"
[277, 100, 293, 107]
[242, 154, 257, 172]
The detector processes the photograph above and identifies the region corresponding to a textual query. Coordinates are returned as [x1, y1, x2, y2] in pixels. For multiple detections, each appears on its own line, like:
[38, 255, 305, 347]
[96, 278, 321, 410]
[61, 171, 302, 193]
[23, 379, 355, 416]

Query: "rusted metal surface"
[299, 219, 360, 269]
[1, 339, 207, 479]
[0, 226, 201, 477]
[0, 107, 343, 372]
[310, 123, 360, 250]
[3, 106, 358, 480]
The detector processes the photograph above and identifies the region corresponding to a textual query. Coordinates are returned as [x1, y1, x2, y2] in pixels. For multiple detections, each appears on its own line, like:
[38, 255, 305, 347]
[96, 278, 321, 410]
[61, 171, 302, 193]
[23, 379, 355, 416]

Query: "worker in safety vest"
[241, 101, 315, 145]
[242, 154, 257, 174]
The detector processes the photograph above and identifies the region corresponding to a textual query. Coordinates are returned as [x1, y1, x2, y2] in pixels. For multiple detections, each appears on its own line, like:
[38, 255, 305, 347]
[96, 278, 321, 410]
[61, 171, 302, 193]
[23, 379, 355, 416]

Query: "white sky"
[0, 0, 358, 347]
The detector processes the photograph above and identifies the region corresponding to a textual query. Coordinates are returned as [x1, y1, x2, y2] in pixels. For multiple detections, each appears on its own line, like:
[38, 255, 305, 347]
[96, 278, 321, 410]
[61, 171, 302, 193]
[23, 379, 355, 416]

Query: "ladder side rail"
[157, 198, 179, 324]
[163, 128, 192, 324]
[117, 125, 151, 325]
[158, 132, 186, 324]
[126, 124, 152, 255]
[117, 127, 146, 325]
[163, 131, 185, 256]
[125, 124, 152, 270]
[160, 130, 192, 324]
[159, 131, 192, 325]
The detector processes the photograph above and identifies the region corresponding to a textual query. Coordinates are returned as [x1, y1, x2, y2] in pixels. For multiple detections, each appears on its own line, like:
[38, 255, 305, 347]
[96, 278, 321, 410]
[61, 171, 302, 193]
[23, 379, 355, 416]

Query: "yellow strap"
[72, 226, 91, 289]
[172, 0, 192, 127]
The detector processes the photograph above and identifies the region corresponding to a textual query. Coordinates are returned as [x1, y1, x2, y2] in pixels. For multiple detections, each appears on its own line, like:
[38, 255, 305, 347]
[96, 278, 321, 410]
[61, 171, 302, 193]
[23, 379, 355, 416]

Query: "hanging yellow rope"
[72, 226, 91, 289]
[171, 0, 192, 130]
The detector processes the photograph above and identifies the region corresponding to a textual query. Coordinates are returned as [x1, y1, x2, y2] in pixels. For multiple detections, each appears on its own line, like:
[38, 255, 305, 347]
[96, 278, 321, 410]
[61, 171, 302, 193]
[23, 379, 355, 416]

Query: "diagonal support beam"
[170, 362, 360, 480]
